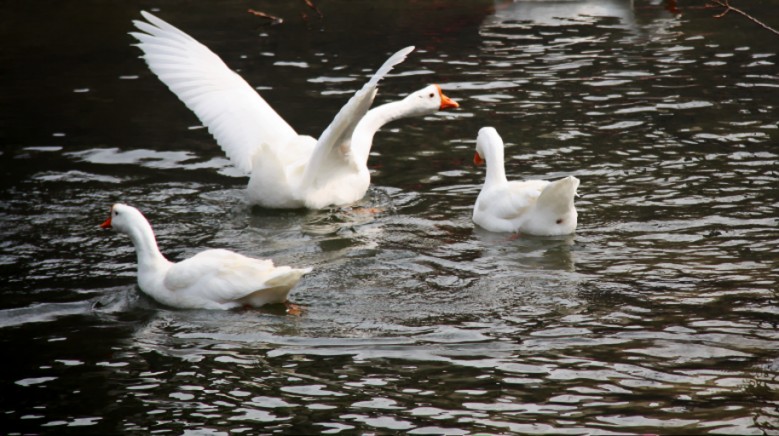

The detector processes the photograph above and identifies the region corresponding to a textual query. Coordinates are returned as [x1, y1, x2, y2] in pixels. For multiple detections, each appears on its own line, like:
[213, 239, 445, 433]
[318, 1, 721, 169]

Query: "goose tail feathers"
[536, 176, 579, 214]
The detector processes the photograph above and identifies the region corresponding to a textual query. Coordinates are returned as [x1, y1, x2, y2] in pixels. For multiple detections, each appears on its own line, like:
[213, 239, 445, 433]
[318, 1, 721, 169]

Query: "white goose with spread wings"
[100, 203, 311, 310]
[131, 11, 459, 209]
[472, 127, 580, 236]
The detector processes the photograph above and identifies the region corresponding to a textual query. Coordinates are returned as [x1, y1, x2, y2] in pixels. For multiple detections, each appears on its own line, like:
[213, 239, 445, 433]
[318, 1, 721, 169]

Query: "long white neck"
[483, 142, 508, 187]
[125, 219, 169, 272]
[350, 99, 418, 167]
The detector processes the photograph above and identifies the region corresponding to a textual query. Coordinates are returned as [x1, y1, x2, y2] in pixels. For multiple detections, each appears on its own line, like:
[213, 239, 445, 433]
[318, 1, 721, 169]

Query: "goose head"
[474, 126, 502, 166]
[100, 203, 146, 234]
[401, 84, 459, 117]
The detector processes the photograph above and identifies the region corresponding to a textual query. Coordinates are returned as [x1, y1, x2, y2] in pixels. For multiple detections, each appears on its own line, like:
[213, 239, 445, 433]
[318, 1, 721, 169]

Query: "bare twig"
[247, 8, 283, 25]
[710, 0, 779, 37]
[302, 0, 324, 20]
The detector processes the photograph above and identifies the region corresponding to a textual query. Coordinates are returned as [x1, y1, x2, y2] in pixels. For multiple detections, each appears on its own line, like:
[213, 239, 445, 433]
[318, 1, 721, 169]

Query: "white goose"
[472, 127, 579, 235]
[131, 11, 459, 209]
[100, 203, 311, 310]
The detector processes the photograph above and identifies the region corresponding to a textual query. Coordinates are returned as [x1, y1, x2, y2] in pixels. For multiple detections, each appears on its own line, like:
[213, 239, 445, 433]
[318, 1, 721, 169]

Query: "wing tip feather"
[366, 46, 416, 88]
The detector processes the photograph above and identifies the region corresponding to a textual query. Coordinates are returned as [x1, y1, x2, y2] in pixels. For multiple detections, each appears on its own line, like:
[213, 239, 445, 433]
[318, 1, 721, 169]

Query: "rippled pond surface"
[2, 0, 778, 434]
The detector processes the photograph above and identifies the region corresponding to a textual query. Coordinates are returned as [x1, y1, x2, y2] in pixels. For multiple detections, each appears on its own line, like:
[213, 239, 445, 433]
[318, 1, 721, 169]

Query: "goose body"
[131, 11, 458, 209]
[472, 127, 579, 235]
[100, 204, 311, 310]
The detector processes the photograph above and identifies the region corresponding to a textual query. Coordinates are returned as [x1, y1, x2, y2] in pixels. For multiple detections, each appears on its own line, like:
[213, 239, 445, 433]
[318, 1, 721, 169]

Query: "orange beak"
[100, 207, 112, 229]
[473, 152, 485, 166]
[435, 84, 459, 110]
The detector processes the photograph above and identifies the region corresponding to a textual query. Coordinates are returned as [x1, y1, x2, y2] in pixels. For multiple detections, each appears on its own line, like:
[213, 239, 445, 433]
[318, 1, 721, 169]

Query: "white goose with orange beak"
[472, 127, 579, 236]
[100, 203, 311, 310]
[131, 12, 459, 209]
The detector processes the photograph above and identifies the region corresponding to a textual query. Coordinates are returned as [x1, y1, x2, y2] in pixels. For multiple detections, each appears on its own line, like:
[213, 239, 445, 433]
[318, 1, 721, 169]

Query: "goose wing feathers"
[131, 11, 297, 174]
[163, 249, 302, 303]
[300, 46, 415, 189]
[479, 180, 549, 221]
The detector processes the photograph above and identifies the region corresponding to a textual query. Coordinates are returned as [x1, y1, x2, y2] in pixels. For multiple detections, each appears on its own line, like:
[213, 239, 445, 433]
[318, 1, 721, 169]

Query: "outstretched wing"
[300, 46, 415, 189]
[130, 11, 298, 174]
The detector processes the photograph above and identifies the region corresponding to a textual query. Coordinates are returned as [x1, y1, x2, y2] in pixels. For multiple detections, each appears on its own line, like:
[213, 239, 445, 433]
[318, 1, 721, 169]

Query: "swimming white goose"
[131, 11, 459, 209]
[100, 203, 311, 310]
[472, 127, 579, 235]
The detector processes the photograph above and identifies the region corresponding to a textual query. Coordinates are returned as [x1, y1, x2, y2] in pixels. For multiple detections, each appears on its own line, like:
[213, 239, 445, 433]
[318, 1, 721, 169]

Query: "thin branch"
[713, 7, 729, 19]
[247, 8, 283, 25]
[302, 0, 324, 20]
[710, 0, 779, 37]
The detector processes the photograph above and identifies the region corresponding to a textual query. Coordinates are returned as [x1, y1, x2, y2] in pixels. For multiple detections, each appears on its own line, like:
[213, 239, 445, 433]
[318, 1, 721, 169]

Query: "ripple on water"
[3, 1, 779, 434]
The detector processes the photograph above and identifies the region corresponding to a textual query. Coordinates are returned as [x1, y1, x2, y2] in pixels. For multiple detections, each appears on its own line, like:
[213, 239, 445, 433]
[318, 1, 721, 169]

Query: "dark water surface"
[2, 1, 778, 434]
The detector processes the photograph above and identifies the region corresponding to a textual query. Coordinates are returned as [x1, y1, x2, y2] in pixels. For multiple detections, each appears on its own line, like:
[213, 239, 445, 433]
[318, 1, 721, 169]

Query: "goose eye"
[114, 210, 119, 216]
[429, 93, 435, 98]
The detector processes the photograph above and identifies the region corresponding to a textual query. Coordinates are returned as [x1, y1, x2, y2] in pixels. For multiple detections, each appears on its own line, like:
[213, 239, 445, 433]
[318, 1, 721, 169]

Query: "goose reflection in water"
[486, 0, 637, 29]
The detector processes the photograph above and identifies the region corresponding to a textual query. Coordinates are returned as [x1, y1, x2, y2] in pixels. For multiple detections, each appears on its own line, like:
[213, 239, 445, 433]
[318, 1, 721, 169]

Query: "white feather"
[131, 11, 297, 174]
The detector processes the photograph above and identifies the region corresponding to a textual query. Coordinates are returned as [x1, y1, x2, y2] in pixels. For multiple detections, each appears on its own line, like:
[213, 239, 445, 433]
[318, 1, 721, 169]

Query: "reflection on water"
[487, 0, 637, 29]
[2, 0, 778, 434]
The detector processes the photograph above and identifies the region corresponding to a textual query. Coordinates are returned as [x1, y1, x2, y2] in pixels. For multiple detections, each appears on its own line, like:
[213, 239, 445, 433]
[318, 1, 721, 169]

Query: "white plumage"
[100, 203, 311, 310]
[131, 11, 458, 209]
[472, 127, 580, 236]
